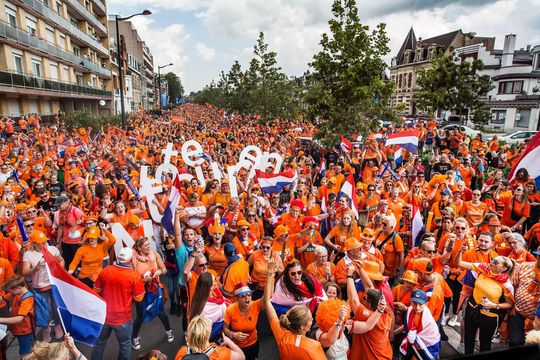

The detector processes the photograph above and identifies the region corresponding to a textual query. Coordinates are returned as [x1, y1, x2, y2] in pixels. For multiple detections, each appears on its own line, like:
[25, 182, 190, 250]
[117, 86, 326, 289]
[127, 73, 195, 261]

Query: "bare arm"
[455, 243, 473, 271]
[264, 259, 278, 322]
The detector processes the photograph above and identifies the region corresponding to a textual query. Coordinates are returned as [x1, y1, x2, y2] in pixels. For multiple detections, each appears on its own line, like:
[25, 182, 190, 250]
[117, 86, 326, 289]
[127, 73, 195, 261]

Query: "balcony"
[21, 0, 108, 57]
[64, 0, 107, 36]
[0, 68, 112, 97]
[92, 0, 106, 16]
[0, 21, 111, 78]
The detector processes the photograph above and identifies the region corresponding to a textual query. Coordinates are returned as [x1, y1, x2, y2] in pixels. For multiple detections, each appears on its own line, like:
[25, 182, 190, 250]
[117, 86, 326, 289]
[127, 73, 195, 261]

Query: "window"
[12, 53, 23, 74]
[73, 46, 81, 57]
[515, 109, 531, 128]
[76, 74, 83, 85]
[491, 110, 506, 125]
[49, 63, 58, 80]
[62, 67, 69, 82]
[498, 81, 524, 94]
[26, 17, 37, 36]
[56, 2, 62, 15]
[511, 132, 528, 139]
[5, 3, 17, 27]
[59, 34, 66, 50]
[70, 18, 78, 27]
[31, 59, 42, 77]
[45, 28, 55, 44]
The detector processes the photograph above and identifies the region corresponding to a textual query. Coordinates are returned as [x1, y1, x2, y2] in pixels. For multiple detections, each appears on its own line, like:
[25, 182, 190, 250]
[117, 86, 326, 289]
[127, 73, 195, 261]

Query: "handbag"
[142, 284, 164, 322]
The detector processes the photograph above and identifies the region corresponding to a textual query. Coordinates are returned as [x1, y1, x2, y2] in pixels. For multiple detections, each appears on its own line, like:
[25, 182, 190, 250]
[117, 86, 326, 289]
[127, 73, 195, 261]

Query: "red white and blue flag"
[395, 147, 404, 167]
[319, 158, 326, 178]
[412, 203, 425, 247]
[43, 247, 106, 346]
[162, 176, 182, 235]
[256, 169, 297, 194]
[508, 131, 540, 188]
[340, 135, 353, 154]
[337, 173, 359, 219]
[385, 130, 420, 154]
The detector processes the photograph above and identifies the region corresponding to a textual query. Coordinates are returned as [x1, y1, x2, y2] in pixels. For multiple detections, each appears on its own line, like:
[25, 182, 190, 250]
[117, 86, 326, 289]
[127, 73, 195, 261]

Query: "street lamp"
[115, 10, 151, 129]
[158, 63, 173, 111]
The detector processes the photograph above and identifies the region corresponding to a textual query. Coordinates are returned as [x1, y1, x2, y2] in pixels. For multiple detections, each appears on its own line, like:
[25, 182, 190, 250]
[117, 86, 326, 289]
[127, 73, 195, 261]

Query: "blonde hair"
[525, 330, 540, 345]
[186, 315, 211, 353]
[279, 305, 311, 334]
[22, 341, 69, 360]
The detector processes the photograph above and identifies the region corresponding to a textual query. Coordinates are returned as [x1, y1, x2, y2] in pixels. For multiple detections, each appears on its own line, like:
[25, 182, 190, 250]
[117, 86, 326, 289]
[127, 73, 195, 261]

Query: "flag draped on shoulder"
[162, 176, 182, 235]
[386, 130, 420, 154]
[337, 173, 359, 219]
[255, 169, 297, 194]
[508, 131, 540, 188]
[42, 247, 106, 346]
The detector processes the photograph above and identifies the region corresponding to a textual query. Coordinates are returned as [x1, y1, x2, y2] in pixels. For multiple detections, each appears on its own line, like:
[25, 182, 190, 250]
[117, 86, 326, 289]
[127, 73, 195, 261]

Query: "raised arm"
[455, 242, 473, 271]
[264, 259, 278, 322]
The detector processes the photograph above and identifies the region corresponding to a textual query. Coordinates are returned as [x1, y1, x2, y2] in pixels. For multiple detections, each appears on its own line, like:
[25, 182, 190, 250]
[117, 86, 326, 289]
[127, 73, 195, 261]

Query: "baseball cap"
[411, 289, 427, 304]
[413, 258, 434, 275]
[441, 189, 451, 196]
[117, 247, 133, 263]
[224, 243, 240, 262]
[53, 195, 69, 207]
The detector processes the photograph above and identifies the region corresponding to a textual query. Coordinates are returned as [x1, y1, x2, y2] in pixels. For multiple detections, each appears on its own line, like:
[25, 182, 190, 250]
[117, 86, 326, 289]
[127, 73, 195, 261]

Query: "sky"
[107, 0, 540, 94]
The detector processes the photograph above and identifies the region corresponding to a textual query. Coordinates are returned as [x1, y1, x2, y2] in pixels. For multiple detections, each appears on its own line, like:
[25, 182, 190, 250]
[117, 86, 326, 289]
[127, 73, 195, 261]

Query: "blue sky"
[107, 0, 540, 94]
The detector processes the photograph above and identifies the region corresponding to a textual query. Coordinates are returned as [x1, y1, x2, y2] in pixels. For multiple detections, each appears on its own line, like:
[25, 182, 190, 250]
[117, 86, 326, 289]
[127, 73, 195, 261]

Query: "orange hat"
[30, 231, 48, 244]
[290, 199, 304, 210]
[363, 261, 384, 281]
[360, 228, 375, 242]
[237, 220, 250, 228]
[83, 226, 101, 240]
[273, 225, 289, 238]
[356, 182, 364, 190]
[413, 258, 434, 274]
[84, 213, 98, 222]
[488, 217, 501, 226]
[442, 149, 451, 154]
[103, 179, 112, 185]
[118, 179, 127, 185]
[401, 270, 419, 285]
[128, 214, 140, 225]
[354, 148, 361, 154]
[343, 237, 362, 252]
[68, 168, 79, 174]
[302, 216, 318, 226]
[371, 166, 379, 171]
[328, 177, 337, 184]
[15, 203, 28, 212]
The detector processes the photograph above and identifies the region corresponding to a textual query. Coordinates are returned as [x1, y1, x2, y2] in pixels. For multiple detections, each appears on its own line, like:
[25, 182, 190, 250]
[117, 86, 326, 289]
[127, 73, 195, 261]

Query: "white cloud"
[196, 43, 217, 61]
[108, 0, 209, 11]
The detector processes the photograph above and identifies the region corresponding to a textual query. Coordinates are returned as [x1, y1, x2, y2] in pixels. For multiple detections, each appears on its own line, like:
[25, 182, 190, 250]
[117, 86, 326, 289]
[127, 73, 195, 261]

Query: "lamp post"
[115, 10, 151, 129]
[158, 63, 173, 111]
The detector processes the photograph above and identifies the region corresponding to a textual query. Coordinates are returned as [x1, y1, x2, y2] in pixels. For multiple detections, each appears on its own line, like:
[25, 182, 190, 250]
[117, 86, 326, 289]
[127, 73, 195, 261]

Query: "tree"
[164, 72, 184, 104]
[415, 52, 493, 125]
[306, 0, 395, 144]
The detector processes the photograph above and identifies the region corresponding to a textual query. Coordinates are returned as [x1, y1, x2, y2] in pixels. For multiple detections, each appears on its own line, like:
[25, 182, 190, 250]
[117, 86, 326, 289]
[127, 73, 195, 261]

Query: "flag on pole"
[395, 147, 403, 167]
[508, 131, 540, 188]
[42, 247, 106, 346]
[412, 204, 425, 247]
[339, 135, 353, 154]
[337, 173, 359, 219]
[255, 169, 297, 194]
[319, 158, 326, 178]
[385, 130, 420, 154]
[162, 176, 182, 235]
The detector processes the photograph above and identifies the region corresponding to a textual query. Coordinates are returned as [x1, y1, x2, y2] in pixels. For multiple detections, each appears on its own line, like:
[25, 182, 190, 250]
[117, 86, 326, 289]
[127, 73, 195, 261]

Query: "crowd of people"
[1, 104, 540, 360]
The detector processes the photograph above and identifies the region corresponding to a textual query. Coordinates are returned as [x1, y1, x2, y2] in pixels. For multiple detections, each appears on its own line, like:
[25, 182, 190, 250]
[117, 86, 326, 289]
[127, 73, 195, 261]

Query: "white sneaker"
[492, 332, 502, 343]
[457, 342, 465, 354]
[441, 315, 448, 326]
[447, 315, 460, 327]
[166, 329, 174, 343]
[132, 337, 141, 350]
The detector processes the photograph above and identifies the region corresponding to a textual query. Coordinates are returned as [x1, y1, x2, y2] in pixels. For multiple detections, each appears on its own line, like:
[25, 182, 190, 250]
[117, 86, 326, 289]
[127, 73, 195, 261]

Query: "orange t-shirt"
[205, 245, 228, 276]
[10, 291, 34, 336]
[224, 299, 263, 347]
[69, 237, 115, 281]
[306, 261, 336, 284]
[0, 259, 14, 309]
[375, 231, 404, 277]
[270, 318, 326, 360]
[349, 302, 392, 360]
[175, 344, 231, 360]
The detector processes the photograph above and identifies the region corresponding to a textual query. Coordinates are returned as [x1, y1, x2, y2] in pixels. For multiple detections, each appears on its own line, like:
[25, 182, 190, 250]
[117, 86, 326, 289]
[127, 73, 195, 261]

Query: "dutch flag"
[339, 135, 353, 154]
[255, 169, 297, 194]
[385, 130, 420, 154]
[162, 176, 182, 235]
[395, 147, 403, 167]
[42, 247, 106, 346]
[319, 158, 326, 178]
[508, 131, 540, 188]
[412, 203, 425, 248]
[337, 173, 359, 219]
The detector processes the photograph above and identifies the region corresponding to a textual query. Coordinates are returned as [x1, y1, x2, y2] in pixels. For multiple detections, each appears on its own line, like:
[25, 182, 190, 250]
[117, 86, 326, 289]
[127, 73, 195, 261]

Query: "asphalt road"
[7, 302, 460, 359]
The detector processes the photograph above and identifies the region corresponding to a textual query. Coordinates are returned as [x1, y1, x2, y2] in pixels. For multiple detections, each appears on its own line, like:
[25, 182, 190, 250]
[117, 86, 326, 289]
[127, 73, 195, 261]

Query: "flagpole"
[56, 307, 68, 336]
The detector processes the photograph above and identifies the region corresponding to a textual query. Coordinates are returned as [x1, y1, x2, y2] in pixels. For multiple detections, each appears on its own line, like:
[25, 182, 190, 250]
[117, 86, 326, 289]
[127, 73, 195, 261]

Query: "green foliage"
[305, 0, 396, 145]
[415, 52, 493, 122]
[164, 72, 184, 103]
[193, 32, 301, 121]
[61, 110, 122, 130]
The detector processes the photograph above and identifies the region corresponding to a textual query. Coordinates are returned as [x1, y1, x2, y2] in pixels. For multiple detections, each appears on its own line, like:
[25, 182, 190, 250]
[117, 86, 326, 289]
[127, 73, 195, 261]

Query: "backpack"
[182, 345, 217, 360]
[20, 290, 50, 329]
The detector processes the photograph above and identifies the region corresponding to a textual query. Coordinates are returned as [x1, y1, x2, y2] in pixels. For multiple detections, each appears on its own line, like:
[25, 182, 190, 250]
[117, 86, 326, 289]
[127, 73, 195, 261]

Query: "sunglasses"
[515, 189, 523, 192]
[423, 249, 437, 254]
[491, 258, 499, 265]
[26, 210, 37, 214]
[261, 245, 272, 250]
[382, 222, 390, 226]
[455, 226, 467, 230]
[473, 193, 481, 196]
[247, 214, 256, 218]
[368, 188, 375, 191]
[240, 228, 249, 231]
[289, 270, 302, 277]
[198, 263, 208, 268]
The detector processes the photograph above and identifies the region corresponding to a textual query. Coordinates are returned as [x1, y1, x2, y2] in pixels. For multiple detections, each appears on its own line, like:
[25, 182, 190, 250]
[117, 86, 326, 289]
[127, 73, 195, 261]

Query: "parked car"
[441, 124, 480, 138]
[498, 131, 537, 144]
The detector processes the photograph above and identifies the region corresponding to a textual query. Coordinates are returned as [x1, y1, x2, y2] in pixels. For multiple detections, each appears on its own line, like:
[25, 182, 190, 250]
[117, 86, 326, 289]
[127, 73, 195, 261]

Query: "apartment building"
[0, 0, 113, 118]
[108, 17, 154, 113]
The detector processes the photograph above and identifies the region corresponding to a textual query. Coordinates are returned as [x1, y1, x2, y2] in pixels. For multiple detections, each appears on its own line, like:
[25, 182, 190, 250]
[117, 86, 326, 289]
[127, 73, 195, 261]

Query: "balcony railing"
[0, 68, 112, 97]
[64, 0, 107, 35]
[92, 0, 106, 15]
[0, 21, 111, 78]
[21, 0, 108, 57]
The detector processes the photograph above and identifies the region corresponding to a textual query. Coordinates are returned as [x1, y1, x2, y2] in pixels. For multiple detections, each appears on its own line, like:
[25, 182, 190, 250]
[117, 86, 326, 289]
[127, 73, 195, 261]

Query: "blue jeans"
[17, 334, 34, 355]
[91, 321, 132, 360]
[165, 272, 180, 305]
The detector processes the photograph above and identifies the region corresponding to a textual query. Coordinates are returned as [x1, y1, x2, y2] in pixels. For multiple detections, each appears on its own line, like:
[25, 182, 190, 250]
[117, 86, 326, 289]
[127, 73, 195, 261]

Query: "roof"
[396, 27, 417, 64]
[421, 30, 462, 47]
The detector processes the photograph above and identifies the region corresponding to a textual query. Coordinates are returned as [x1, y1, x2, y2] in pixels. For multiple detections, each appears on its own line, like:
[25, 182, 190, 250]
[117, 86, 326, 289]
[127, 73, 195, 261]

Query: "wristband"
[347, 275, 354, 279]
[377, 309, 384, 313]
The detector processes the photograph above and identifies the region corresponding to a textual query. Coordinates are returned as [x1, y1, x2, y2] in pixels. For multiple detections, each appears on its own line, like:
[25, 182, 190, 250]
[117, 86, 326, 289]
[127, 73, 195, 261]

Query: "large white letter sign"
[181, 140, 204, 167]
[112, 220, 156, 256]
[139, 165, 165, 222]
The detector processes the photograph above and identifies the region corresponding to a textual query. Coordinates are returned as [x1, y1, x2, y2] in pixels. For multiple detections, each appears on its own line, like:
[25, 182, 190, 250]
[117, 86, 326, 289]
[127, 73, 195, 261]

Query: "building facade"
[107, 17, 153, 114]
[389, 28, 495, 116]
[0, 0, 113, 118]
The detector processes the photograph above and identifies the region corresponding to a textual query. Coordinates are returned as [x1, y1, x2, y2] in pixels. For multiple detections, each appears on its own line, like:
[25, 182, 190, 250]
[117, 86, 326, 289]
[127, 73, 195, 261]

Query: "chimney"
[502, 34, 516, 67]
